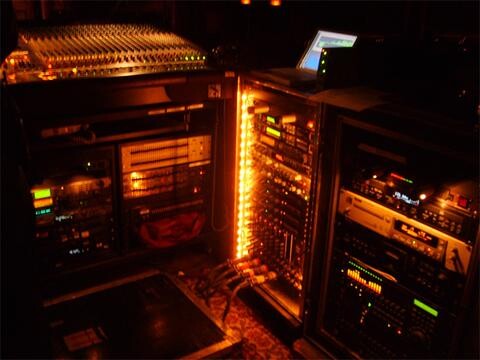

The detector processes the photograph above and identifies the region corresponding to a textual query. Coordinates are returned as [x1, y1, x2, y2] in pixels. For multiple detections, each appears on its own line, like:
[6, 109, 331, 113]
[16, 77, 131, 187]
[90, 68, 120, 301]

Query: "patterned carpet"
[181, 271, 294, 360]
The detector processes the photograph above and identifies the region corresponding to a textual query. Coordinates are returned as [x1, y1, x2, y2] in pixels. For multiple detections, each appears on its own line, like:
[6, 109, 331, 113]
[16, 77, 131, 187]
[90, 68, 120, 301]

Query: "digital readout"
[394, 220, 439, 247]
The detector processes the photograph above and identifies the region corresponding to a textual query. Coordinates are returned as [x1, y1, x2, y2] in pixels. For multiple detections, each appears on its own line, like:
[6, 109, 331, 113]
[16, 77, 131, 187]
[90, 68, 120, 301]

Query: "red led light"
[457, 196, 469, 209]
[390, 173, 405, 181]
[390, 172, 413, 184]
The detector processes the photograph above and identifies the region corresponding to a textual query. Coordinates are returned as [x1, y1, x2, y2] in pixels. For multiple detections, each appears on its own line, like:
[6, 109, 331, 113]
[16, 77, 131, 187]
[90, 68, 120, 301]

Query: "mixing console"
[2, 24, 207, 83]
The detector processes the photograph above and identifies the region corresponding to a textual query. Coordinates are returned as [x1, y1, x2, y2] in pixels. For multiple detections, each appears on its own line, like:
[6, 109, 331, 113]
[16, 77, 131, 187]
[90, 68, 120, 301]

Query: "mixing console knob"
[408, 328, 428, 353]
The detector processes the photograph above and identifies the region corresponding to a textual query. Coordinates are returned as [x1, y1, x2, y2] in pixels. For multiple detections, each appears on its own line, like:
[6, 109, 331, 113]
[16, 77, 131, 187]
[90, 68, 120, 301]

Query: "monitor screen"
[297, 30, 357, 72]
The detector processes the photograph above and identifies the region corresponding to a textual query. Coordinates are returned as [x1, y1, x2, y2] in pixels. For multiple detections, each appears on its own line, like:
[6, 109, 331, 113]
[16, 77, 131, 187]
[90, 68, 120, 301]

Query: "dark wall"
[11, 0, 479, 69]
[6, 0, 479, 118]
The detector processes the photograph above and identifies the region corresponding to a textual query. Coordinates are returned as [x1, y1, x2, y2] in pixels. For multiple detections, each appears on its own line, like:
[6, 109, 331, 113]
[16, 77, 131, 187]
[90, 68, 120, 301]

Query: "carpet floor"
[181, 272, 295, 360]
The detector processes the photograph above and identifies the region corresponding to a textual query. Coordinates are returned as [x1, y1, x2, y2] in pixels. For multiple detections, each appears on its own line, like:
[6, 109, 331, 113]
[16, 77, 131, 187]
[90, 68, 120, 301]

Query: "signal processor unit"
[233, 76, 324, 328]
[3, 24, 237, 280]
[305, 101, 479, 359]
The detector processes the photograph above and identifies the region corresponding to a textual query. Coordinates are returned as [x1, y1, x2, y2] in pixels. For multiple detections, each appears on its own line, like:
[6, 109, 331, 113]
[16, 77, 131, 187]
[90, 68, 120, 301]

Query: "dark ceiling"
[9, 0, 479, 69]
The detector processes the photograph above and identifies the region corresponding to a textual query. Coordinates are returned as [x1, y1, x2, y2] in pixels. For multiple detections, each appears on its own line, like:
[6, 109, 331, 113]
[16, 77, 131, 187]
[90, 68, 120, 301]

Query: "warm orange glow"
[37, 72, 58, 81]
[240, 0, 251, 4]
[9, 58, 15, 65]
[270, 0, 281, 6]
[235, 89, 254, 258]
[33, 197, 53, 209]
[347, 269, 382, 294]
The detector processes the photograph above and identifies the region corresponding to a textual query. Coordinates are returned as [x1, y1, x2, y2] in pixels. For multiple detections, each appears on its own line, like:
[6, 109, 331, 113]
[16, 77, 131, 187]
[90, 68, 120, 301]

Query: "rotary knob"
[408, 327, 429, 357]
[410, 329, 427, 343]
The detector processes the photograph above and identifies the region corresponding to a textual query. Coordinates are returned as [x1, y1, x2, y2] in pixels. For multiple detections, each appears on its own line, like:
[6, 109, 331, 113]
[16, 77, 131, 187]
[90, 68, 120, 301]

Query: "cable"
[210, 261, 265, 289]
[204, 264, 269, 299]
[222, 281, 248, 322]
[210, 258, 259, 287]
[221, 272, 277, 322]
[195, 254, 251, 293]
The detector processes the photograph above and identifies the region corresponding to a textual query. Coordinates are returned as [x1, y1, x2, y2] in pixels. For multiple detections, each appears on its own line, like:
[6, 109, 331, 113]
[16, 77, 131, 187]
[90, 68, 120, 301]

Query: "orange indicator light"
[33, 197, 53, 209]
[347, 268, 382, 294]
[235, 90, 254, 258]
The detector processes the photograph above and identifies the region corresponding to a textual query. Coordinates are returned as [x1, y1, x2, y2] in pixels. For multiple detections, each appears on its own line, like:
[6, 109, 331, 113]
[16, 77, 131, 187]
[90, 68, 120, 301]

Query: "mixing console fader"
[2, 24, 207, 83]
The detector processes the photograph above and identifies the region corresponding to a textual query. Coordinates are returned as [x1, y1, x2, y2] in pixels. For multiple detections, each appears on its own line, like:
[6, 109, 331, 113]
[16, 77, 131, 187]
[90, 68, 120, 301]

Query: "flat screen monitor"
[297, 30, 357, 72]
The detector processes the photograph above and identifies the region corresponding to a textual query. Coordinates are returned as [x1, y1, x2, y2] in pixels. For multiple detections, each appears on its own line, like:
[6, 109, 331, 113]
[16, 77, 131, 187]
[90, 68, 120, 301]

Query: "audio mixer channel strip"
[2, 24, 208, 83]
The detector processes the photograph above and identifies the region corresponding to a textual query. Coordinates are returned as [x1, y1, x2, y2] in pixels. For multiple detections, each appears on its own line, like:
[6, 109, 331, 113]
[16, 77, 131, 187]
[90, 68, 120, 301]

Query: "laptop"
[252, 30, 357, 89]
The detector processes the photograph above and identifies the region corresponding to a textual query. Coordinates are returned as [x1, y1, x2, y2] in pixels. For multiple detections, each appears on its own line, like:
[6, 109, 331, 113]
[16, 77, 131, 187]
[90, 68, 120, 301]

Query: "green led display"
[35, 208, 52, 216]
[413, 299, 438, 317]
[33, 188, 51, 200]
[390, 172, 414, 184]
[318, 39, 355, 48]
[266, 127, 281, 138]
[266, 116, 276, 124]
[348, 261, 383, 282]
